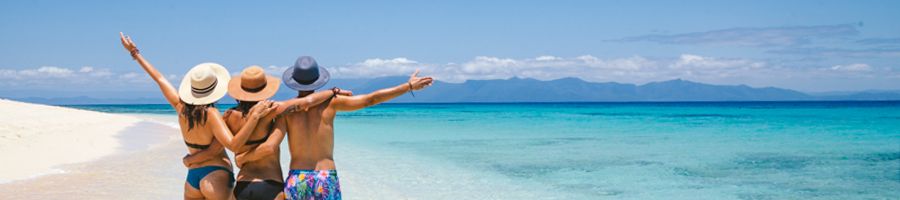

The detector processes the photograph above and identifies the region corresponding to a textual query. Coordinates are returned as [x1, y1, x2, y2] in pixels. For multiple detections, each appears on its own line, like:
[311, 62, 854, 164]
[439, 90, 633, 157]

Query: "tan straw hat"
[178, 63, 231, 105]
[228, 66, 281, 101]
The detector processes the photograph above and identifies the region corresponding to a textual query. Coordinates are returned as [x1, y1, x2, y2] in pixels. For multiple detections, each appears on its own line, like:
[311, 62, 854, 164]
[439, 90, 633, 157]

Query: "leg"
[199, 170, 234, 200]
[184, 182, 205, 200]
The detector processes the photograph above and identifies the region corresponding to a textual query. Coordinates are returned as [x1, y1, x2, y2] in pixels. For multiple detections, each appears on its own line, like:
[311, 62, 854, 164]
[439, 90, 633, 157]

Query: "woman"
[184, 66, 351, 199]
[120, 32, 274, 200]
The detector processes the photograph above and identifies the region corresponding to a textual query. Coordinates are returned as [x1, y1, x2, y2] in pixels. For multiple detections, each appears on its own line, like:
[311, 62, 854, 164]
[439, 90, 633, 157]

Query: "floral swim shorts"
[284, 169, 341, 200]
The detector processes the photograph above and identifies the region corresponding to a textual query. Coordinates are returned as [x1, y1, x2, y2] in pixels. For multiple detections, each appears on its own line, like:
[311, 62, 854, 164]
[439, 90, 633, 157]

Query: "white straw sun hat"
[178, 63, 231, 105]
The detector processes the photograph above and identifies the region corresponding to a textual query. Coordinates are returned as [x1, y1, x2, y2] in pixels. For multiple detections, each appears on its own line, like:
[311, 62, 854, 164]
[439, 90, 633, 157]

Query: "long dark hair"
[230, 100, 258, 117]
[181, 100, 215, 130]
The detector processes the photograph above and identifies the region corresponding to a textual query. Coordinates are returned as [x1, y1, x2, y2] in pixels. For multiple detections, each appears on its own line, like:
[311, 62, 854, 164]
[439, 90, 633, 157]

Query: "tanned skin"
[185, 88, 353, 200]
[122, 32, 267, 200]
[283, 70, 433, 171]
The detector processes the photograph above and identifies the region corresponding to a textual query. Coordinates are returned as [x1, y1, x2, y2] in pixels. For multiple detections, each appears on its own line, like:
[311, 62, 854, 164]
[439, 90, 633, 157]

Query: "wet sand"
[0, 121, 183, 199]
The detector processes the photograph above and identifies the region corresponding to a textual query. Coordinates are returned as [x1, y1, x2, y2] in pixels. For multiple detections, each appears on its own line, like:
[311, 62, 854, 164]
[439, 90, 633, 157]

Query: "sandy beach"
[0, 99, 143, 183]
[0, 101, 187, 199]
[0, 101, 544, 199]
[1, 101, 897, 199]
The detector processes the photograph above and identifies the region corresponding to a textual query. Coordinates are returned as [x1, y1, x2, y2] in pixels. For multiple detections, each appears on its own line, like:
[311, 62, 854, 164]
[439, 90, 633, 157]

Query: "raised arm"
[273, 88, 353, 114]
[119, 32, 181, 108]
[333, 70, 432, 111]
[235, 117, 288, 168]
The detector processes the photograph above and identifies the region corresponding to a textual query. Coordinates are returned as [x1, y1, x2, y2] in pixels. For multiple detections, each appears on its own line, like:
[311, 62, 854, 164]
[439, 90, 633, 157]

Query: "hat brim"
[178, 63, 231, 105]
[282, 66, 330, 91]
[227, 75, 281, 102]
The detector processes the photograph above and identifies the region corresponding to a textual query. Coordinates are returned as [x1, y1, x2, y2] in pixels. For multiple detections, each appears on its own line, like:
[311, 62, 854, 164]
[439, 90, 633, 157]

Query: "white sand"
[0, 99, 141, 183]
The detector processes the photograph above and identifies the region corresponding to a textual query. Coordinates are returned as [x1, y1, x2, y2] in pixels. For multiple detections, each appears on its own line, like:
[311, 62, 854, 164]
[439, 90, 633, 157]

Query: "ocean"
[66, 101, 900, 199]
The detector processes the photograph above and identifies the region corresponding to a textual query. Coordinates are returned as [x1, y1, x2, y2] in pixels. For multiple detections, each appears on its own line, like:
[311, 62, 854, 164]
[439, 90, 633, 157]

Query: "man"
[278, 56, 433, 200]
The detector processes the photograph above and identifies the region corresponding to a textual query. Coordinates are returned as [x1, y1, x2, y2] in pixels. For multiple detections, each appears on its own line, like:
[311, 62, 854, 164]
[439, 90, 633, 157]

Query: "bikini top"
[223, 109, 275, 146]
[184, 141, 211, 149]
[245, 132, 270, 145]
[183, 130, 268, 149]
[244, 121, 275, 145]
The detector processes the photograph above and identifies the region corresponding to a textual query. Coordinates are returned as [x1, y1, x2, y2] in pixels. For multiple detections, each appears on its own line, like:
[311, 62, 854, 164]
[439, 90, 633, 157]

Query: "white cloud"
[118, 72, 140, 79]
[331, 57, 423, 78]
[318, 54, 899, 90]
[17, 66, 74, 77]
[2, 56, 897, 93]
[79, 66, 94, 73]
[830, 63, 872, 72]
[0, 66, 151, 89]
[671, 54, 764, 69]
[535, 55, 562, 61]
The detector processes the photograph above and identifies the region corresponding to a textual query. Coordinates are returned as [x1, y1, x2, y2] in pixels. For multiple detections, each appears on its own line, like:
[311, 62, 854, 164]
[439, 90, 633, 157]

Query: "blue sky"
[1, 0, 899, 98]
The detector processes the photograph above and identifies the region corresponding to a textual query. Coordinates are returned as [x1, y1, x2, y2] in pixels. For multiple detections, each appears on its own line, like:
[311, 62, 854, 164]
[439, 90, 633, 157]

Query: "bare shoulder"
[207, 106, 221, 114]
[173, 102, 185, 113]
[222, 109, 244, 126]
[206, 107, 224, 120]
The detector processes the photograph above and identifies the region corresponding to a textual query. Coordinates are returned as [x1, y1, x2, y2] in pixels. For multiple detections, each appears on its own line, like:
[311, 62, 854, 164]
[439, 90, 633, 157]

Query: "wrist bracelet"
[407, 82, 415, 98]
[130, 49, 140, 60]
[330, 87, 340, 99]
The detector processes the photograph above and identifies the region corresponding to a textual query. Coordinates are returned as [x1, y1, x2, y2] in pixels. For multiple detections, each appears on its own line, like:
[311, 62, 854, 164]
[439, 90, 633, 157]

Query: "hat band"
[241, 82, 267, 93]
[191, 79, 217, 94]
[294, 75, 316, 85]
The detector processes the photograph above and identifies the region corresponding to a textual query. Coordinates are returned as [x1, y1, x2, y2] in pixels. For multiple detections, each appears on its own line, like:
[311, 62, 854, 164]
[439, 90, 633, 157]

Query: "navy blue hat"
[282, 56, 330, 91]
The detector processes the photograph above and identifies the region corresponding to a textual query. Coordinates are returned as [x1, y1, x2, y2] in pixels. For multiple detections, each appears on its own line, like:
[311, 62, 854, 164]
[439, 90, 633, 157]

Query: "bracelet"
[330, 87, 340, 99]
[407, 82, 415, 98]
[129, 49, 140, 60]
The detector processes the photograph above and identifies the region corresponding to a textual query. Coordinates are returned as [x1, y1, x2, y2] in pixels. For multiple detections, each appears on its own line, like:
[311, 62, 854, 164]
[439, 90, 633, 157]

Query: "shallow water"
[70, 102, 900, 199]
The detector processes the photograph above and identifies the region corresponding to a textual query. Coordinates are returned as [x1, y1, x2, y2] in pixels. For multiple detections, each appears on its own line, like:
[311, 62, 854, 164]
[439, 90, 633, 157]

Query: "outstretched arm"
[182, 140, 225, 168]
[273, 88, 353, 114]
[120, 32, 181, 108]
[333, 70, 433, 111]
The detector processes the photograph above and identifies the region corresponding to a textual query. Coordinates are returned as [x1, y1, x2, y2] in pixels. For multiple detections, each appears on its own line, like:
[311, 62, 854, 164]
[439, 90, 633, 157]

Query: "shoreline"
[0, 121, 186, 198]
[0, 99, 149, 183]
[0, 104, 548, 199]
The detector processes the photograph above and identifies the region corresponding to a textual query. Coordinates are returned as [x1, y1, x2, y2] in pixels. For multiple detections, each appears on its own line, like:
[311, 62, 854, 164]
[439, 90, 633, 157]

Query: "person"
[184, 66, 352, 200]
[278, 56, 433, 200]
[120, 32, 265, 200]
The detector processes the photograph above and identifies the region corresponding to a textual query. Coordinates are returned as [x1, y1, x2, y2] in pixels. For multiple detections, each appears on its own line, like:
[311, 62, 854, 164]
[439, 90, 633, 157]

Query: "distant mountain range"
[5, 77, 900, 105]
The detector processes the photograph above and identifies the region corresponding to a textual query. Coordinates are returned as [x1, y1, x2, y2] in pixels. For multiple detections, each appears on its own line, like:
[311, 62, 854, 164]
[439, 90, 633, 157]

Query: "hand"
[407, 69, 434, 91]
[246, 101, 264, 116]
[235, 153, 248, 168]
[119, 32, 139, 55]
[250, 100, 276, 118]
[258, 101, 277, 117]
[182, 154, 192, 168]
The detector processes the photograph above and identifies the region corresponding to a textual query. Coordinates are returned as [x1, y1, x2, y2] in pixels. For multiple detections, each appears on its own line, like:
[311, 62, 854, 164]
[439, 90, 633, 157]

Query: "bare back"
[223, 110, 283, 181]
[283, 99, 338, 170]
[282, 71, 433, 170]
[178, 106, 232, 169]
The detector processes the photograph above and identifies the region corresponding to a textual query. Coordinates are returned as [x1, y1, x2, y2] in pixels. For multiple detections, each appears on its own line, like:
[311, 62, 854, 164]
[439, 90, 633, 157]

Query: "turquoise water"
[69, 102, 900, 199]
